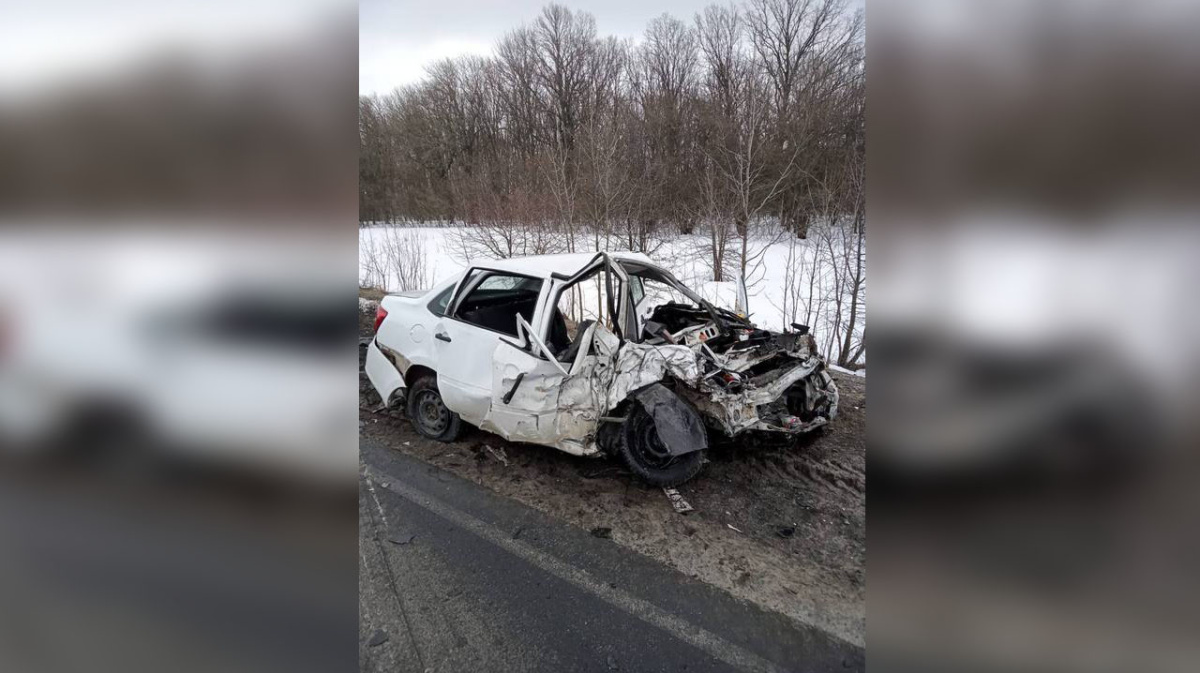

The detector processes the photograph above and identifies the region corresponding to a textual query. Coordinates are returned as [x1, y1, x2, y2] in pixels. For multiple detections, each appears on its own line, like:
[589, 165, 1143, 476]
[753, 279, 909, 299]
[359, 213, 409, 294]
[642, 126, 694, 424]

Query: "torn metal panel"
[554, 319, 838, 455]
[682, 359, 837, 436]
[628, 383, 707, 457]
[608, 342, 701, 406]
[479, 340, 566, 447]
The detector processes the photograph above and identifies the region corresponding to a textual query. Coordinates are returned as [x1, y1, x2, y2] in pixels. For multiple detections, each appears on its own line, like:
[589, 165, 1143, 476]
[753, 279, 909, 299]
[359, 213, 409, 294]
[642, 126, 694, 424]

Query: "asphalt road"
[359, 439, 864, 673]
[0, 461, 358, 673]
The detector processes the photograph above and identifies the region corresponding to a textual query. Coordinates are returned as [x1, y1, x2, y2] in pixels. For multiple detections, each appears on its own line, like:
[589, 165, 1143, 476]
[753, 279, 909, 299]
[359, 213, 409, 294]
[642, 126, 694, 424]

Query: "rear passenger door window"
[452, 272, 543, 338]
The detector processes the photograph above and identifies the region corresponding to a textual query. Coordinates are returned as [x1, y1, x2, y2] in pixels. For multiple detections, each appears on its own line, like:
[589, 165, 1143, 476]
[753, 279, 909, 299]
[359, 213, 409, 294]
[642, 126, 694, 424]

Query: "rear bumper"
[364, 338, 406, 407]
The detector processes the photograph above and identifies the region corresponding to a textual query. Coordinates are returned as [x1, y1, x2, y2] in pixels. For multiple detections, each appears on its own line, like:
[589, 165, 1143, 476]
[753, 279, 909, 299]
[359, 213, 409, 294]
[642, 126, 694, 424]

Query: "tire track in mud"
[734, 447, 865, 497]
[801, 457, 866, 495]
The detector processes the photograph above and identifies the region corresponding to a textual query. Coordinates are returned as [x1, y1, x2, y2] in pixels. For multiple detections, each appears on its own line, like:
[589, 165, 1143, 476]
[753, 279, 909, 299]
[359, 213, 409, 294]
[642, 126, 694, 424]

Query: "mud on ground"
[360, 346, 864, 646]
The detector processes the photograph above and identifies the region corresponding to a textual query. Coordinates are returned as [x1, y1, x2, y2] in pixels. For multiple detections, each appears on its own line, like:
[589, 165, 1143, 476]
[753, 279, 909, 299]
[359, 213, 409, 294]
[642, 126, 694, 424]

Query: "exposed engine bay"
[635, 300, 839, 437]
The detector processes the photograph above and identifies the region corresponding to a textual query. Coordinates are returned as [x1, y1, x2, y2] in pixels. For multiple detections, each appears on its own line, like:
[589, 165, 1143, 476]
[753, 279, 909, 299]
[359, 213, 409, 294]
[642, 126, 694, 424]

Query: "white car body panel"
[367, 276, 459, 395]
[432, 316, 504, 426]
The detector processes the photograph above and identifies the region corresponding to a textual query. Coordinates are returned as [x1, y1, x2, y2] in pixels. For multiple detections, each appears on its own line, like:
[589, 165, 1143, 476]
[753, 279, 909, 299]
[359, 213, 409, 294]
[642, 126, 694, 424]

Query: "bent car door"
[480, 315, 570, 447]
[433, 270, 544, 426]
[481, 257, 630, 456]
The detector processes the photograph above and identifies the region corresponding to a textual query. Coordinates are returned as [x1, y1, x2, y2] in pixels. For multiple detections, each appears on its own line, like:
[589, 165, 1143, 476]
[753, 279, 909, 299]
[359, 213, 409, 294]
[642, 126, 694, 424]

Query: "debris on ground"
[590, 526, 613, 539]
[484, 444, 509, 466]
[661, 487, 695, 514]
[512, 526, 524, 540]
[388, 533, 416, 545]
[367, 629, 389, 647]
[727, 523, 743, 533]
[777, 525, 796, 539]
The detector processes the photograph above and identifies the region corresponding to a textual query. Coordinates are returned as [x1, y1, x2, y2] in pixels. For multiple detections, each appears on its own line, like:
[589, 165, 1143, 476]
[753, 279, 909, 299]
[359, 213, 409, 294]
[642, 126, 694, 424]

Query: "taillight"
[373, 305, 388, 332]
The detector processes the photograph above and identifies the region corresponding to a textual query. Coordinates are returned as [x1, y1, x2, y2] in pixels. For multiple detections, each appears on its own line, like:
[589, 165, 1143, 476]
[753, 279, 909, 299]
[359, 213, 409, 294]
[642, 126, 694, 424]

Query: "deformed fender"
[628, 383, 708, 457]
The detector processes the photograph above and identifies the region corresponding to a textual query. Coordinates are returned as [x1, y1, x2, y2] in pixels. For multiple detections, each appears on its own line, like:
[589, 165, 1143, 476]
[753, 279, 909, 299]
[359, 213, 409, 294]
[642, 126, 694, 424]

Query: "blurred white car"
[0, 240, 356, 483]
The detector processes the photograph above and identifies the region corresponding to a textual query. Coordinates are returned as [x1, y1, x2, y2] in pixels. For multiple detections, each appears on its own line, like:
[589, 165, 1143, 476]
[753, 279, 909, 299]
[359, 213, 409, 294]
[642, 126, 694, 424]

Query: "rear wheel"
[406, 375, 462, 442]
[617, 404, 706, 487]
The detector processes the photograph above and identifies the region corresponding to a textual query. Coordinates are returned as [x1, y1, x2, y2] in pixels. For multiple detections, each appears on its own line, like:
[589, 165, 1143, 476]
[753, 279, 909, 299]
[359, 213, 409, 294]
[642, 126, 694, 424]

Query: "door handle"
[435, 331, 451, 342]
[501, 372, 525, 404]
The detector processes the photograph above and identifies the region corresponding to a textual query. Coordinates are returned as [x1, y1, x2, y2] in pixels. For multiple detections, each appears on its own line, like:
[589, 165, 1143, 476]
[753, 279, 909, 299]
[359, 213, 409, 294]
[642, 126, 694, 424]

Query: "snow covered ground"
[360, 223, 865, 366]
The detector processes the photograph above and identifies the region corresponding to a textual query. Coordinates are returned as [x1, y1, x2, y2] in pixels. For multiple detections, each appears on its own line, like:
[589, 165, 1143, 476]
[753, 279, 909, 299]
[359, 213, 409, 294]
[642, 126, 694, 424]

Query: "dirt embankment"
[359, 345, 866, 645]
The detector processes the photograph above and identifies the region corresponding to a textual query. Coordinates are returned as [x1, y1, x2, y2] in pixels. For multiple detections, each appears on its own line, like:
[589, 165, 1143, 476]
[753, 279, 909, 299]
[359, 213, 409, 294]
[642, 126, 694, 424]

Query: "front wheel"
[617, 404, 706, 487]
[405, 375, 463, 442]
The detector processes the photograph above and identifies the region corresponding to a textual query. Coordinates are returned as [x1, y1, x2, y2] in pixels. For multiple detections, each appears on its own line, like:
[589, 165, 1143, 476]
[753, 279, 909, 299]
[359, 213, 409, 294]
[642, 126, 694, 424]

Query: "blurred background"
[0, 2, 359, 673]
[5, 0, 1200, 671]
[870, 0, 1200, 671]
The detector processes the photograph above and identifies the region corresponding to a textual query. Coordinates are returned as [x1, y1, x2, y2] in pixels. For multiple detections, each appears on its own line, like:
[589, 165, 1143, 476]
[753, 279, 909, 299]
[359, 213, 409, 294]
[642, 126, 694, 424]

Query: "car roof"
[466, 251, 656, 279]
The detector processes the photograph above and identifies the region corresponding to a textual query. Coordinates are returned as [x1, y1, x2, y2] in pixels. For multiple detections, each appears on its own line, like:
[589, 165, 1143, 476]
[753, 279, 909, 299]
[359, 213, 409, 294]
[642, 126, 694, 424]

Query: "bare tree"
[835, 157, 865, 367]
[702, 70, 793, 290]
[534, 4, 598, 153]
[744, 0, 843, 117]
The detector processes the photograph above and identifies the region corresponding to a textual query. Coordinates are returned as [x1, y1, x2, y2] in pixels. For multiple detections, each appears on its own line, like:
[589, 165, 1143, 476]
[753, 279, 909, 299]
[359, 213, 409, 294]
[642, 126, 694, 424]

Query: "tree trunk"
[838, 211, 865, 367]
[792, 210, 810, 239]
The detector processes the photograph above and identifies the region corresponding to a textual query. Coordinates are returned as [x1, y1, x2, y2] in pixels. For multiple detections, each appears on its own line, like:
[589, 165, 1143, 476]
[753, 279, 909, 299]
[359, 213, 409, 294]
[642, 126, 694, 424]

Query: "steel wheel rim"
[632, 413, 675, 469]
[415, 390, 448, 434]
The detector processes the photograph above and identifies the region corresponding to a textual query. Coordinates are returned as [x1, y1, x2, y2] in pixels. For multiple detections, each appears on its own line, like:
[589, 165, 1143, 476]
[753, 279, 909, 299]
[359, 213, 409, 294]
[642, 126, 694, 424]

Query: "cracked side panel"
[608, 342, 700, 405]
[480, 342, 565, 447]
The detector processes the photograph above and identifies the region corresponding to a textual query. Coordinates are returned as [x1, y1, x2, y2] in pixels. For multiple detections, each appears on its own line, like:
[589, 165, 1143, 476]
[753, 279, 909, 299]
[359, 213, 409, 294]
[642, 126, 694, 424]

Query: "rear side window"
[453, 272, 543, 337]
[427, 286, 453, 316]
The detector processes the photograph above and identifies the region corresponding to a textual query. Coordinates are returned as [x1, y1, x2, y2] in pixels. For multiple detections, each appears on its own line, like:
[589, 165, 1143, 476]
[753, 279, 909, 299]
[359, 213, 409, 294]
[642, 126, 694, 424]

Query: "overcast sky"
[360, 0, 861, 97]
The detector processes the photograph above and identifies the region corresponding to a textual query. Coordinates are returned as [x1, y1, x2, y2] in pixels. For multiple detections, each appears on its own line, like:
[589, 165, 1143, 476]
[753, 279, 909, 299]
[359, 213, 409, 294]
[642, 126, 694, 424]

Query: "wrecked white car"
[365, 252, 838, 486]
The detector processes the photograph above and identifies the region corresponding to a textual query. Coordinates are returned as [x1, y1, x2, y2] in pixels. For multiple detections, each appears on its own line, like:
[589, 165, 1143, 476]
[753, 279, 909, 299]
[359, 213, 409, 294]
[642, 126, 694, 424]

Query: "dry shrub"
[360, 226, 432, 292]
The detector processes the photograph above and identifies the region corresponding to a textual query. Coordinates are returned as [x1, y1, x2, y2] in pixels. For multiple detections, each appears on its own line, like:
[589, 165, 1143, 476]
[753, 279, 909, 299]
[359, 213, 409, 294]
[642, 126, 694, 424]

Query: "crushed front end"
[639, 302, 839, 438]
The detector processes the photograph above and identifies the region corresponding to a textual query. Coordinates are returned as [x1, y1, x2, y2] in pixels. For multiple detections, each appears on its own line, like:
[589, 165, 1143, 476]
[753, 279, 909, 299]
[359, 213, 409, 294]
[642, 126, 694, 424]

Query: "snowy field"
[360, 223, 864, 366]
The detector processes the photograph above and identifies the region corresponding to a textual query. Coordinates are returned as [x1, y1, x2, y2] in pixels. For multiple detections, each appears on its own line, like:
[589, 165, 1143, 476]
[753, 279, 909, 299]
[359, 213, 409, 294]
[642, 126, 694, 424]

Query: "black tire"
[406, 375, 463, 442]
[617, 403, 706, 487]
